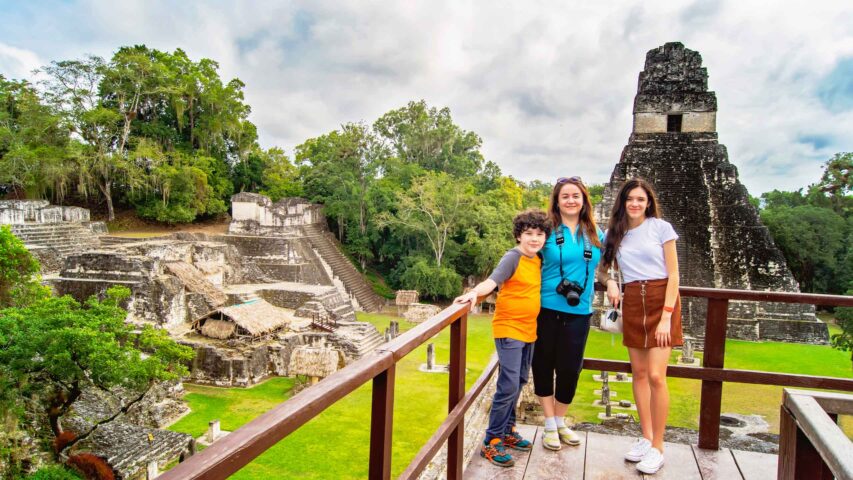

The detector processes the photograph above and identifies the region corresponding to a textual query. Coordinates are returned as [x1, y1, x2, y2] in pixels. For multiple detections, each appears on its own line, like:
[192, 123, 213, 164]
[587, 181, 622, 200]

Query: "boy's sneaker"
[502, 428, 532, 451]
[542, 428, 561, 451]
[636, 447, 664, 474]
[481, 438, 514, 467]
[557, 426, 581, 446]
[625, 437, 652, 462]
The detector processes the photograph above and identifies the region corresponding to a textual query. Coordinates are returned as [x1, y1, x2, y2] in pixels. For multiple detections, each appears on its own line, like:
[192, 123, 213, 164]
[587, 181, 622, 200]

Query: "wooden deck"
[464, 425, 778, 479]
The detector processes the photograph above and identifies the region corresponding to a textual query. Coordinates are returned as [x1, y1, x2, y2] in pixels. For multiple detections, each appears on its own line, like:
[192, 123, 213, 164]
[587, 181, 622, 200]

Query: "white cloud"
[0, 43, 42, 79]
[1, 1, 852, 195]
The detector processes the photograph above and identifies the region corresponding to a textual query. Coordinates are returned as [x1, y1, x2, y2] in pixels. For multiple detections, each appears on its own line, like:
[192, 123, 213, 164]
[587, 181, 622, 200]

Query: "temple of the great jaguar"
[594, 42, 826, 345]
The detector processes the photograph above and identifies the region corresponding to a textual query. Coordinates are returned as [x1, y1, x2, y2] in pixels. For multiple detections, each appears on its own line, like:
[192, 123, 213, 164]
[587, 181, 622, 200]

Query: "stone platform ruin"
[595, 42, 825, 344]
[20, 194, 387, 387]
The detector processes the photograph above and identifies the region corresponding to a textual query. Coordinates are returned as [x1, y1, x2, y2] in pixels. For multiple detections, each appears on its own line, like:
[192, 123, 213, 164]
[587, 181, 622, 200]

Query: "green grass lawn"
[170, 313, 852, 478]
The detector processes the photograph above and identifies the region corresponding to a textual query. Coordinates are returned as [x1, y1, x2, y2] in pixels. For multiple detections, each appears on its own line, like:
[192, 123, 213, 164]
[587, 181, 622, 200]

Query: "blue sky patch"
[817, 57, 853, 112]
[797, 134, 833, 150]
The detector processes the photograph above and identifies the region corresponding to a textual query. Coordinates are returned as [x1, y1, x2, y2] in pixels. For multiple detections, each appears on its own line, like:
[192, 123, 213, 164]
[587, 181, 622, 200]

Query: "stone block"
[403, 303, 442, 323]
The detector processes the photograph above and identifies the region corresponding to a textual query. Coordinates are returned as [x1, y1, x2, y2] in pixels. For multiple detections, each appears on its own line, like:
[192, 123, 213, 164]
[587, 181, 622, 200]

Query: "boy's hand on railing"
[453, 291, 478, 311]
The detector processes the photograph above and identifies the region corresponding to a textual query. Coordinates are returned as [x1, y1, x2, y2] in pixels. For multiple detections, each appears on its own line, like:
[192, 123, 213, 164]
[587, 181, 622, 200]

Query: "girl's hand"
[606, 279, 620, 308]
[656, 314, 672, 347]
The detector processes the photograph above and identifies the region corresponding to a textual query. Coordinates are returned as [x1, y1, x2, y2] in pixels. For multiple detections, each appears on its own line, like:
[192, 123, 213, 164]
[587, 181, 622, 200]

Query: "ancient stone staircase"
[301, 224, 384, 312]
[333, 320, 384, 358]
[10, 222, 101, 257]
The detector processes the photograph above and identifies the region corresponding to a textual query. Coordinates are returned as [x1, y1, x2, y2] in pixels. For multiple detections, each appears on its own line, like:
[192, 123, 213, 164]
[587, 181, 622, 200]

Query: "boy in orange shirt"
[454, 209, 551, 467]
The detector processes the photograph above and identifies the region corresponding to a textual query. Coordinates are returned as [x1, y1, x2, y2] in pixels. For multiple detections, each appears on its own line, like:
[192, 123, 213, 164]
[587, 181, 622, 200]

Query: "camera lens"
[566, 291, 580, 306]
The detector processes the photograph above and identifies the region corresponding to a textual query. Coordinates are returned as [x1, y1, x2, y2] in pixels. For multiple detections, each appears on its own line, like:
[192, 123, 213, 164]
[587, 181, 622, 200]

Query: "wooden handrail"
[583, 359, 853, 390]
[778, 389, 853, 479]
[160, 285, 853, 479]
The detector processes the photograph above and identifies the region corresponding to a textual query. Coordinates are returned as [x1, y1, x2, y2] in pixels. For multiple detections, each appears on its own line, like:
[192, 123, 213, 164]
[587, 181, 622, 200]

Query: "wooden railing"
[310, 312, 339, 332]
[160, 296, 477, 480]
[160, 286, 853, 479]
[777, 389, 853, 479]
[587, 286, 853, 450]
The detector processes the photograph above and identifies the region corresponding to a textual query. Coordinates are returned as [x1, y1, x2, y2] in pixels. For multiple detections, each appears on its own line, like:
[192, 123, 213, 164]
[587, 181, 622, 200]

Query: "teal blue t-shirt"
[540, 224, 605, 314]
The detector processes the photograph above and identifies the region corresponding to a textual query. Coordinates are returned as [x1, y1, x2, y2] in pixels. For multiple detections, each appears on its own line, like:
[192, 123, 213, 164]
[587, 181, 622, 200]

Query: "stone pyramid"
[595, 42, 826, 344]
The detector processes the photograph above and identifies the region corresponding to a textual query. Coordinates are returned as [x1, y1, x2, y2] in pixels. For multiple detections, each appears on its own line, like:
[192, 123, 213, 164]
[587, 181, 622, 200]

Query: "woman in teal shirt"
[533, 176, 618, 451]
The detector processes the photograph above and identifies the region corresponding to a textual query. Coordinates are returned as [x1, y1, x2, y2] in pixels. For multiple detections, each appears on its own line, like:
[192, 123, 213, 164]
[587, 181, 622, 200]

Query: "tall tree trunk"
[48, 383, 81, 439]
[98, 180, 114, 221]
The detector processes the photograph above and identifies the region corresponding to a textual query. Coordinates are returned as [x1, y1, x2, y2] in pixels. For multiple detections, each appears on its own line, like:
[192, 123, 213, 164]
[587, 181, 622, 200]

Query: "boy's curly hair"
[512, 209, 551, 241]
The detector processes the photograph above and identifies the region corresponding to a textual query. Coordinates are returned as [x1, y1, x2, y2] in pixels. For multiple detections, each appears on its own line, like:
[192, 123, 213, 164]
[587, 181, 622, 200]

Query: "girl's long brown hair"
[602, 178, 661, 265]
[548, 178, 602, 248]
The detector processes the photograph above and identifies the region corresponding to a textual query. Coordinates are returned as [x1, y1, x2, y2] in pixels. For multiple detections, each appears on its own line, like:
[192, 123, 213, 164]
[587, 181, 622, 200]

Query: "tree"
[831, 290, 853, 364]
[378, 172, 474, 268]
[459, 178, 522, 278]
[397, 257, 462, 299]
[298, 123, 386, 268]
[40, 56, 125, 220]
[0, 226, 48, 308]
[0, 286, 193, 454]
[0, 75, 71, 201]
[816, 152, 852, 216]
[257, 147, 302, 200]
[373, 100, 484, 178]
[761, 205, 847, 293]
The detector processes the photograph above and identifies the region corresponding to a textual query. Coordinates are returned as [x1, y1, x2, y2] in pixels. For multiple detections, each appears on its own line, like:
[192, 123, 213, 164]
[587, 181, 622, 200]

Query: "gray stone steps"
[11, 222, 102, 266]
[302, 224, 384, 312]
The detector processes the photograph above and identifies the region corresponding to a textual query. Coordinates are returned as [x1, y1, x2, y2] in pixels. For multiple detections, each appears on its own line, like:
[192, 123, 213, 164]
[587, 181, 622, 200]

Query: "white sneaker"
[636, 447, 664, 474]
[624, 438, 652, 462]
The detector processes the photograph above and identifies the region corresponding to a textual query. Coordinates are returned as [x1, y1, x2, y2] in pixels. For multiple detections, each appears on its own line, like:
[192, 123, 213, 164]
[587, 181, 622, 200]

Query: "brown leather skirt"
[622, 278, 683, 349]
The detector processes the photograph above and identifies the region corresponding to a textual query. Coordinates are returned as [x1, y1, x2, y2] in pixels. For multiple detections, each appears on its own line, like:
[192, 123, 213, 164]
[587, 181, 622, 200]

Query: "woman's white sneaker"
[636, 447, 664, 474]
[624, 438, 652, 462]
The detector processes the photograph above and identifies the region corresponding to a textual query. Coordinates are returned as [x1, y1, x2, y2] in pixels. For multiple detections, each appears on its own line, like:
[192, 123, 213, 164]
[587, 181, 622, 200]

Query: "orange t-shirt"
[491, 249, 541, 342]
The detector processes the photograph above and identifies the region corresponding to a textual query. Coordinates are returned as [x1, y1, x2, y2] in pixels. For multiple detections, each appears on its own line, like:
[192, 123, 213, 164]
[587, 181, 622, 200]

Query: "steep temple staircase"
[301, 224, 385, 312]
[10, 223, 101, 257]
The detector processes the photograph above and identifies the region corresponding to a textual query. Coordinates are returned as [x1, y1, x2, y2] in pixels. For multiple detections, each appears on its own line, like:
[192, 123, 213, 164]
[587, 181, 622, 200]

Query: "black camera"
[556, 278, 585, 306]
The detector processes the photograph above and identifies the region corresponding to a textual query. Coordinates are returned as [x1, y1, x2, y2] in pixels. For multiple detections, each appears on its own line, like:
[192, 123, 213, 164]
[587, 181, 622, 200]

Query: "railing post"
[778, 397, 836, 480]
[698, 298, 727, 450]
[369, 364, 395, 480]
[447, 313, 467, 480]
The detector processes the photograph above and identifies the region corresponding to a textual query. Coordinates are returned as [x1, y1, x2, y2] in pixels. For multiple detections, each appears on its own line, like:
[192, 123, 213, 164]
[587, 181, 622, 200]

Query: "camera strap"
[556, 225, 593, 291]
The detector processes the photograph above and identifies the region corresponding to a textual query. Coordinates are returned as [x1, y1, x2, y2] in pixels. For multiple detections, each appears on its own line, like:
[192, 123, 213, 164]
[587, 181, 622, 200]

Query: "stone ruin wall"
[0, 199, 92, 224]
[175, 232, 334, 286]
[595, 43, 824, 344]
[229, 192, 325, 236]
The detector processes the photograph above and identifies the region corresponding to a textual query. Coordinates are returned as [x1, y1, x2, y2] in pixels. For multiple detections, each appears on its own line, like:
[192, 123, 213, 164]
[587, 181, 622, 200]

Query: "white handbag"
[599, 263, 623, 334]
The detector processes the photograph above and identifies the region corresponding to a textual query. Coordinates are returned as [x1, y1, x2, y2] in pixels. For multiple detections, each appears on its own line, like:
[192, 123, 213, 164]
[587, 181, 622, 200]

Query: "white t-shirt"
[616, 217, 679, 283]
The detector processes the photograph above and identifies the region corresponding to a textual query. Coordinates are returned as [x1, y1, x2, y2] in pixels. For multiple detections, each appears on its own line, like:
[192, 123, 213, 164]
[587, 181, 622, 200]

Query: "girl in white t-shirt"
[600, 178, 682, 475]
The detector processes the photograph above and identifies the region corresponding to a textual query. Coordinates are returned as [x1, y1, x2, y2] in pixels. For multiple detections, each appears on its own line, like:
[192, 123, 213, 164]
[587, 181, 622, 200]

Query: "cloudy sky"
[1, 1, 851, 195]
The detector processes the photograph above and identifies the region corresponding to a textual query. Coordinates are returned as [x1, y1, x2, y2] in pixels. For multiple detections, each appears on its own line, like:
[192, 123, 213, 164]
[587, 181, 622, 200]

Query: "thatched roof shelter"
[289, 346, 341, 378]
[194, 299, 294, 338]
[200, 319, 236, 339]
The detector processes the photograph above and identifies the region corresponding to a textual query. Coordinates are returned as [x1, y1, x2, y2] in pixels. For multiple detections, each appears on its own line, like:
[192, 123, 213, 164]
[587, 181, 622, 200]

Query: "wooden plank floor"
[464, 425, 779, 479]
